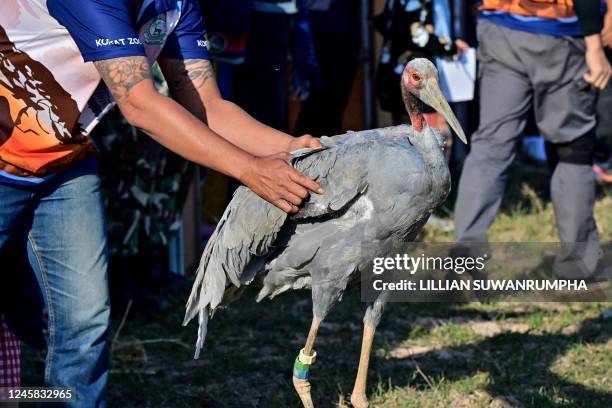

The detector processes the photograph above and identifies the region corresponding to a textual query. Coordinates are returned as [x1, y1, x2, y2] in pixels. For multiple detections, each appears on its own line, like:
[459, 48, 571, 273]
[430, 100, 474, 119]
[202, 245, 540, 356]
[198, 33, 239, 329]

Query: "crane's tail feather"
[183, 215, 230, 358]
[183, 242, 216, 326]
[184, 186, 288, 359]
[193, 308, 209, 359]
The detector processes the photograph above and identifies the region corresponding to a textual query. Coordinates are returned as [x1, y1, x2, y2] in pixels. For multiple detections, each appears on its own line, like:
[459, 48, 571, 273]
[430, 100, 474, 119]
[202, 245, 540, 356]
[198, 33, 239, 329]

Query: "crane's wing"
[183, 144, 374, 357]
[293, 141, 372, 219]
[184, 147, 329, 317]
[183, 183, 287, 358]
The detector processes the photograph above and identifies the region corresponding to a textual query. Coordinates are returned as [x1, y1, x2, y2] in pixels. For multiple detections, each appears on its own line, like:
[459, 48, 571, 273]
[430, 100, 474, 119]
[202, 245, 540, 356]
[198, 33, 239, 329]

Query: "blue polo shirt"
[0, 0, 210, 186]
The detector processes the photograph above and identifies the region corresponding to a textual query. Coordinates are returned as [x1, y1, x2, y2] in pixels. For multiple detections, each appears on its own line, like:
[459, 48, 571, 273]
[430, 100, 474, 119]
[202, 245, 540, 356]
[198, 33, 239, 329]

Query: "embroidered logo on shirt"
[144, 14, 167, 45]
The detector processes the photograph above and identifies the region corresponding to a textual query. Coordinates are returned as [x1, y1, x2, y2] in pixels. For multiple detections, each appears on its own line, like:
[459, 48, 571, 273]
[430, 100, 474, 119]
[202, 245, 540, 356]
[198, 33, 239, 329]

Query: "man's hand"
[584, 34, 611, 89]
[288, 135, 323, 151]
[241, 153, 324, 213]
[603, 9, 612, 48]
[454, 39, 470, 57]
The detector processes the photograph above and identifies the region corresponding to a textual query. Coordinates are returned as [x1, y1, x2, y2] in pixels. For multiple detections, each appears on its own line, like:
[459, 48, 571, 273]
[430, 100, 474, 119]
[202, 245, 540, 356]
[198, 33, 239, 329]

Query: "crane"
[184, 58, 467, 408]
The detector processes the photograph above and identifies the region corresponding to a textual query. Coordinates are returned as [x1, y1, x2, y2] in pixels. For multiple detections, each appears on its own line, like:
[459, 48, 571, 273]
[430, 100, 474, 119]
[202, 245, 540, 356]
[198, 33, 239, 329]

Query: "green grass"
[20, 158, 612, 407]
[20, 297, 612, 408]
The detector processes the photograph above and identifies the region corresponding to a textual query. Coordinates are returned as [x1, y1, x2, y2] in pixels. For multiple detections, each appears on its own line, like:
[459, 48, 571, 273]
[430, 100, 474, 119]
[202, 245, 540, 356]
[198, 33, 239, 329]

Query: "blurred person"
[605, 0, 612, 48]
[200, 0, 252, 99]
[289, 0, 323, 104]
[0, 234, 46, 353]
[294, 0, 360, 137]
[0, 234, 45, 405]
[449, 0, 482, 173]
[0, 314, 20, 404]
[453, 0, 611, 280]
[234, 0, 295, 130]
[0, 0, 324, 405]
[374, 0, 469, 124]
[593, 0, 612, 180]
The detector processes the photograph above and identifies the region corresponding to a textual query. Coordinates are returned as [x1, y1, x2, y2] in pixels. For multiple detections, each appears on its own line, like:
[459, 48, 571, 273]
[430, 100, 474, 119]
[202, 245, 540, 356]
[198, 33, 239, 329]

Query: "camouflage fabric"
[91, 68, 194, 257]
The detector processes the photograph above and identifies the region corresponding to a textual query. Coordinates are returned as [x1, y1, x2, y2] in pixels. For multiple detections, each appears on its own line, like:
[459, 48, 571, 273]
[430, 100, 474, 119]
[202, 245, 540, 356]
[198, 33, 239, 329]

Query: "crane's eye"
[412, 73, 421, 82]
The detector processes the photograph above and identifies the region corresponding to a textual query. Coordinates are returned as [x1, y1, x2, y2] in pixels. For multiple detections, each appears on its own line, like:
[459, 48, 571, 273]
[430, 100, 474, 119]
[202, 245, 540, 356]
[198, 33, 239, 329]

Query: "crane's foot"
[293, 348, 317, 408]
[293, 376, 314, 408]
[350, 393, 369, 408]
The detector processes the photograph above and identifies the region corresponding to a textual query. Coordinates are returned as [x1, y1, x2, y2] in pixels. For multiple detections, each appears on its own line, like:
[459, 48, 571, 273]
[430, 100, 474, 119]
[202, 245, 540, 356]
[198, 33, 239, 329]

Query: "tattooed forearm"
[94, 56, 152, 102]
[164, 59, 214, 92]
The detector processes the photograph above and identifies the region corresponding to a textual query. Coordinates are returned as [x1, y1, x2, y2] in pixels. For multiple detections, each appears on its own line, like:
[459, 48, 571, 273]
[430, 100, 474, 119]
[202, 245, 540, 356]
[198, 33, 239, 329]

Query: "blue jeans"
[0, 169, 109, 407]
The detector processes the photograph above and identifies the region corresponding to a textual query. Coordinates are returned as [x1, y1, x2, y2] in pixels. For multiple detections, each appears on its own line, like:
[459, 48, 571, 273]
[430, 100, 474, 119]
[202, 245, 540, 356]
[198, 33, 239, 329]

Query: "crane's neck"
[403, 89, 427, 133]
[400, 77, 452, 204]
[402, 86, 448, 189]
[401, 84, 446, 165]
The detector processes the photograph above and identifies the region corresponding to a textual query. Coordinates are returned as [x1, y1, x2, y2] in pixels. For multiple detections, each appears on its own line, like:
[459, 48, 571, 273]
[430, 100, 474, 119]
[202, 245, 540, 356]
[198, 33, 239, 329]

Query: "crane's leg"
[293, 276, 350, 406]
[351, 293, 387, 408]
[293, 317, 320, 408]
[350, 323, 375, 408]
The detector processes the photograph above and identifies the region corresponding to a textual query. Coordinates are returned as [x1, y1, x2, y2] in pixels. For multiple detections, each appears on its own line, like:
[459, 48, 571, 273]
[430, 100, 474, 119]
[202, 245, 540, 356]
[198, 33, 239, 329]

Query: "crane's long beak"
[419, 79, 468, 144]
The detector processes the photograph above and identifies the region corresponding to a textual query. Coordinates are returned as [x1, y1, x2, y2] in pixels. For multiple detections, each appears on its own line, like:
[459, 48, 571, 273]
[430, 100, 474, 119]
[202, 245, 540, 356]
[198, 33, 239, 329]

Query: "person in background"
[0, 314, 20, 404]
[289, 0, 322, 105]
[200, 0, 252, 100]
[448, 0, 482, 174]
[374, 0, 469, 124]
[453, 0, 611, 280]
[593, 0, 612, 182]
[0, 246, 20, 400]
[234, 0, 318, 131]
[294, 0, 360, 137]
[0, 234, 46, 404]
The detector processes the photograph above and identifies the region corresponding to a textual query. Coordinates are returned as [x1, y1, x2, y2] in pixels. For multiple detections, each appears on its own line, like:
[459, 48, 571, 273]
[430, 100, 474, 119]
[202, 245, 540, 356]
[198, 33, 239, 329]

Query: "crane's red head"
[401, 59, 467, 144]
[401, 59, 434, 100]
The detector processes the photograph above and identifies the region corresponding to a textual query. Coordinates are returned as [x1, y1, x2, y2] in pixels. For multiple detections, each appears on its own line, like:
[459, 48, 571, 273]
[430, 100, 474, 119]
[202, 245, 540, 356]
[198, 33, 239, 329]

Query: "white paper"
[437, 48, 476, 103]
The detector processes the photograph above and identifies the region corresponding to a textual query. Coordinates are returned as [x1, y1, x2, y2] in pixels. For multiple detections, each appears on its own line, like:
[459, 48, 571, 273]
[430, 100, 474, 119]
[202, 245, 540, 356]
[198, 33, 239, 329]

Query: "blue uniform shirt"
[0, 0, 210, 186]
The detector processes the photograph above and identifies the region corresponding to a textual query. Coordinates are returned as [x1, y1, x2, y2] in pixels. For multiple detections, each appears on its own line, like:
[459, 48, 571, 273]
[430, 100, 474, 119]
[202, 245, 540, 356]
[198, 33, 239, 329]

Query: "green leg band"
[293, 356, 310, 380]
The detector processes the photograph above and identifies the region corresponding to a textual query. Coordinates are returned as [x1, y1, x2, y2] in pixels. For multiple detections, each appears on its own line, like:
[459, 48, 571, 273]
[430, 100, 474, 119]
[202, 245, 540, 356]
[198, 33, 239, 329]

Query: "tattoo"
[94, 56, 152, 102]
[164, 59, 214, 92]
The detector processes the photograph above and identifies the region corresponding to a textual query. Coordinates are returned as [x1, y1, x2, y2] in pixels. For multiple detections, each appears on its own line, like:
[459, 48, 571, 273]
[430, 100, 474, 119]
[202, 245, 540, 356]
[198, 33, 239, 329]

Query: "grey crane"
[183, 58, 467, 408]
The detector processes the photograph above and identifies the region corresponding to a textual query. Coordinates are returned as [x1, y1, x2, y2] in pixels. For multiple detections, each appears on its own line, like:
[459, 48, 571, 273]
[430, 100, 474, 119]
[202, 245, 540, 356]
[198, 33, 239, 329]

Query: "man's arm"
[575, 0, 611, 89]
[158, 58, 321, 156]
[93, 56, 323, 213]
[603, 0, 612, 47]
[584, 35, 611, 89]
